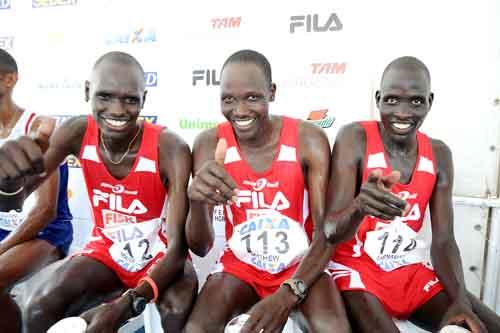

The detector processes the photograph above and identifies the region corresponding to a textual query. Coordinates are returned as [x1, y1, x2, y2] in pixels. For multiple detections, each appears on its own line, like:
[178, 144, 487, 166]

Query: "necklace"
[100, 125, 142, 165]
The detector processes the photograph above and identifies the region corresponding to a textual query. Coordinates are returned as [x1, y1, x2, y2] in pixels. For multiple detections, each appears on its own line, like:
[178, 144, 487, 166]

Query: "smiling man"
[184, 49, 350, 333]
[324, 56, 500, 333]
[0, 51, 197, 333]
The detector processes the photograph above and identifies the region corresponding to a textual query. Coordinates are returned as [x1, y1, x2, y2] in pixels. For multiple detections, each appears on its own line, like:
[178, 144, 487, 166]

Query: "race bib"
[228, 211, 309, 274]
[364, 219, 428, 271]
[103, 218, 165, 272]
[0, 210, 25, 232]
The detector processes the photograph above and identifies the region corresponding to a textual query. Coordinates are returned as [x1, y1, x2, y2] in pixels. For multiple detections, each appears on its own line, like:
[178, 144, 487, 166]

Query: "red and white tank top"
[79, 116, 168, 268]
[334, 121, 437, 271]
[218, 116, 312, 274]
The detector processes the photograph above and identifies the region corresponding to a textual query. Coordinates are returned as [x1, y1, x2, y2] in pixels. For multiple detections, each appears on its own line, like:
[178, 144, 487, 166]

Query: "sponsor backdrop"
[1, 0, 499, 328]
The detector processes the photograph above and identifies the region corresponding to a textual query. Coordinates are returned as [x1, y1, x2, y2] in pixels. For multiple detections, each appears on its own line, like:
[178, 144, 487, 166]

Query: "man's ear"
[141, 90, 148, 109]
[375, 90, 381, 107]
[269, 83, 277, 102]
[84, 80, 90, 102]
[428, 92, 434, 108]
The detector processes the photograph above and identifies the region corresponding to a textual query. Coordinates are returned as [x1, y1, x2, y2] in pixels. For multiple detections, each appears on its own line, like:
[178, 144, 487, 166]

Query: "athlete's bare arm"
[133, 128, 192, 301]
[186, 128, 238, 257]
[428, 139, 486, 332]
[324, 123, 406, 245]
[241, 120, 335, 333]
[0, 117, 62, 255]
[0, 115, 87, 196]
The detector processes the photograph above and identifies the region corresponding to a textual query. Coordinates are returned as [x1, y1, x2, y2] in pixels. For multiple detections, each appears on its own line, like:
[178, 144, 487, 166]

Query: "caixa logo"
[144, 72, 157, 87]
[0, 0, 11, 10]
[192, 69, 220, 86]
[32, 0, 77, 8]
[290, 13, 342, 33]
[0, 36, 14, 50]
[105, 27, 156, 45]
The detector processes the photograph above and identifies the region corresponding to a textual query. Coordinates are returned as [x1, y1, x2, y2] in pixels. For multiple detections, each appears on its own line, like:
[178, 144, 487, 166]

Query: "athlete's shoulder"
[297, 119, 329, 147]
[158, 127, 190, 154]
[429, 137, 453, 164]
[193, 127, 218, 151]
[336, 121, 366, 143]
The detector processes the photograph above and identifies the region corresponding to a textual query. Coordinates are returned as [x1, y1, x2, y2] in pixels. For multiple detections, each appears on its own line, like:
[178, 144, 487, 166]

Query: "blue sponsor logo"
[105, 27, 156, 45]
[32, 0, 77, 8]
[0, 0, 11, 10]
[144, 72, 157, 87]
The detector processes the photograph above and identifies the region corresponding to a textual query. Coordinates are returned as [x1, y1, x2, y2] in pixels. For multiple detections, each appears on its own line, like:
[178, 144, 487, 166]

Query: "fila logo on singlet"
[92, 182, 148, 215]
[235, 178, 290, 211]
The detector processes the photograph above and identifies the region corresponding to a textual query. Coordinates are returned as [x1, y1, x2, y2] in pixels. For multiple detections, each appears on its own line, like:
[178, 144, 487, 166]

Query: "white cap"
[47, 317, 88, 333]
[439, 325, 472, 333]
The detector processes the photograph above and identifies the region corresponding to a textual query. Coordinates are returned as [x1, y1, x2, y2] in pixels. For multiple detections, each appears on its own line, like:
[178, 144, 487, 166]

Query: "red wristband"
[138, 276, 159, 303]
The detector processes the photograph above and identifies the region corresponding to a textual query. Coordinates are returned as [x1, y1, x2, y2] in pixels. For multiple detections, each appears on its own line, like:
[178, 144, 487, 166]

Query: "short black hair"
[381, 56, 431, 87]
[222, 49, 272, 86]
[93, 51, 144, 76]
[0, 48, 18, 74]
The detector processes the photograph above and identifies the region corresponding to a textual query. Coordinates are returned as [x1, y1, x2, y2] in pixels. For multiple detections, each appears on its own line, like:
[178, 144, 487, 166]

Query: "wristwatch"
[281, 278, 307, 303]
[123, 289, 148, 317]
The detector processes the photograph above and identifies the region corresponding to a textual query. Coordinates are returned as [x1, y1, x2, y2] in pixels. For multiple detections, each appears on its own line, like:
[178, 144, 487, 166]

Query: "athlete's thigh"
[0, 239, 60, 289]
[156, 260, 198, 317]
[467, 291, 500, 332]
[185, 272, 259, 333]
[408, 290, 449, 331]
[342, 290, 399, 333]
[28, 255, 124, 315]
[298, 273, 351, 333]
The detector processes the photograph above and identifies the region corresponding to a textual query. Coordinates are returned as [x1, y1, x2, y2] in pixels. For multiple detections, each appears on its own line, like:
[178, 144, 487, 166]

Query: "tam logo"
[0, 0, 10, 9]
[290, 13, 343, 33]
[211, 17, 241, 29]
[311, 62, 347, 74]
[144, 72, 157, 87]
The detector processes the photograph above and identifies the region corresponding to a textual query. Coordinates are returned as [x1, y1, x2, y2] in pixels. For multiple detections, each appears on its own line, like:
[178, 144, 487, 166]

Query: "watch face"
[296, 280, 306, 294]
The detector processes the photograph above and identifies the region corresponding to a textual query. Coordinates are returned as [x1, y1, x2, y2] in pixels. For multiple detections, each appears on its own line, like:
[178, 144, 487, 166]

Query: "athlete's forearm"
[431, 238, 469, 303]
[292, 235, 332, 288]
[185, 200, 215, 257]
[324, 199, 365, 245]
[0, 205, 55, 253]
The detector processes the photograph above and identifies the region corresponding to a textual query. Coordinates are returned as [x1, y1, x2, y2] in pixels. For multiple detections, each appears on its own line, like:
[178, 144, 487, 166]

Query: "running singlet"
[79, 116, 168, 273]
[0, 111, 72, 254]
[218, 116, 312, 281]
[334, 121, 436, 271]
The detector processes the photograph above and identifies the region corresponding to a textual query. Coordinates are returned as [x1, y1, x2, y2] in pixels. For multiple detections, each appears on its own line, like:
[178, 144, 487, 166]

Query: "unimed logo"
[32, 0, 77, 8]
[306, 109, 335, 129]
[211, 17, 241, 29]
[179, 118, 218, 130]
[0, 0, 11, 9]
[290, 13, 342, 33]
[144, 72, 157, 87]
[311, 62, 347, 74]
[192, 69, 220, 86]
[0, 36, 14, 50]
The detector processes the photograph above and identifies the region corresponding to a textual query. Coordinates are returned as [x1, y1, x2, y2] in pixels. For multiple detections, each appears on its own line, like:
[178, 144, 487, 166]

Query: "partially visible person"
[185, 49, 350, 333]
[0, 48, 72, 333]
[325, 56, 500, 333]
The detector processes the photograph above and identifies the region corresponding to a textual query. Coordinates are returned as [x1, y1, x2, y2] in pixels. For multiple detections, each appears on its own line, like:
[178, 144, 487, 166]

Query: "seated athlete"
[0, 51, 197, 333]
[0, 49, 73, 333]
[324, 56, 500, 333]
[185, 49, 350, 333]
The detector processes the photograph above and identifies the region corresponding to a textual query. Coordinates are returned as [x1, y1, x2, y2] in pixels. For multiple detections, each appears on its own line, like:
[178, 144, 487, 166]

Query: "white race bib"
[228, 211, 309, 274]
[103, 218, 165, 272]
[0, 210, 25, 232]
[364, 219, 428, 272]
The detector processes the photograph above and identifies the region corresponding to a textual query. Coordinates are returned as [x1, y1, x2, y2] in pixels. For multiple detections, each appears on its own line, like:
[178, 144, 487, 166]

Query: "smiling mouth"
[233, 118, 255, 129]
[390, 122, 414, 134]
[102, 118, 129, 129]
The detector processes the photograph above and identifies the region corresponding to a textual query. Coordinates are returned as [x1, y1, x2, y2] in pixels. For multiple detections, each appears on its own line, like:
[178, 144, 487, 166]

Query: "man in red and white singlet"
[185, 50, 350, 333]
[324, 57, 500, 333]
[0, 52, 197, 333]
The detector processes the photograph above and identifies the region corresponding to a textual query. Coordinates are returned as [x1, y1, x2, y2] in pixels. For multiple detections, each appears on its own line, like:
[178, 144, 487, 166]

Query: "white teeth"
[393, 123, 411, 130]
[235, 119, 255, 127]
[105, 119, 127, 127]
